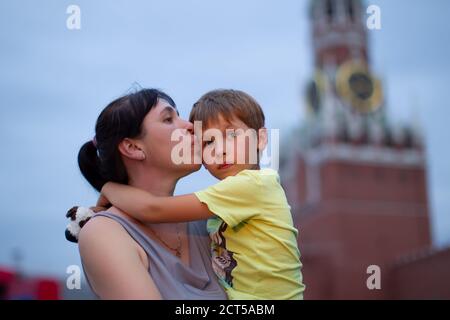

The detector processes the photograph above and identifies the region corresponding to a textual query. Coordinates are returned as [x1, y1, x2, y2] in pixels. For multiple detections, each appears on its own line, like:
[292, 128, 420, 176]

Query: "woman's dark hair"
[78, 88, 176, 192]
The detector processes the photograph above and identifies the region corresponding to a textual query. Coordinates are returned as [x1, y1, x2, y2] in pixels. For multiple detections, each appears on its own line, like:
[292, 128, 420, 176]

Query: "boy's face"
[198, 114, 267, 180]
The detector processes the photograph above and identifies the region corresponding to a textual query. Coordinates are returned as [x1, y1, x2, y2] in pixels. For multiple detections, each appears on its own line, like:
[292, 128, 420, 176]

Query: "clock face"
[349, 72, 374, 100]
[336, 61, 383, 113]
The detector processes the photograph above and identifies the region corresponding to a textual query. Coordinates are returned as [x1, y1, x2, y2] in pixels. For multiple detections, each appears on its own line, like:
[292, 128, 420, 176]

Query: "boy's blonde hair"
[189, 89, 265, 130]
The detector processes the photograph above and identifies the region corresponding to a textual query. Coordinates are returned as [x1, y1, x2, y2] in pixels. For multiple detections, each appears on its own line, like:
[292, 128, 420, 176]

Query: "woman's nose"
[180, 119, 194, 133]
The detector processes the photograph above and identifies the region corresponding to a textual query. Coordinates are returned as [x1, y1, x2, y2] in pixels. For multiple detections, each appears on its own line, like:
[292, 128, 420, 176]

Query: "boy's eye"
[227, 131, 237, 138]
[204, 136, 215, 146]
[164, 117, 173, 123]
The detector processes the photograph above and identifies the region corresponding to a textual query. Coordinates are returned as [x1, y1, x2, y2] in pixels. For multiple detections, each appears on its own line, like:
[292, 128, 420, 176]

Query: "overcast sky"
[1, 0, 449, 277]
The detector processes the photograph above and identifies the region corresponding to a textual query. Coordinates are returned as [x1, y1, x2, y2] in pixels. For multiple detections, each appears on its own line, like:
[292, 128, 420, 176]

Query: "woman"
[74, 88, 226, 299]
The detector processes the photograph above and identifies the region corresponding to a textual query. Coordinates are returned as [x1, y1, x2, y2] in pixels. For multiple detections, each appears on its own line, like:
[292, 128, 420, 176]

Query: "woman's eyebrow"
[160, 106, 179, 116]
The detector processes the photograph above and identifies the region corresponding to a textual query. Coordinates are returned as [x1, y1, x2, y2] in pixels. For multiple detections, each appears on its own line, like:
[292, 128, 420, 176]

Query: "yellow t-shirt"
[194, 168, 305, 300]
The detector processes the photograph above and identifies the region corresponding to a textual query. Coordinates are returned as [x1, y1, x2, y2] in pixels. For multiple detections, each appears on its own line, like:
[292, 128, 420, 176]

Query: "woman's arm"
[101, 182, 214, 224]
[78, 216, 162, 299]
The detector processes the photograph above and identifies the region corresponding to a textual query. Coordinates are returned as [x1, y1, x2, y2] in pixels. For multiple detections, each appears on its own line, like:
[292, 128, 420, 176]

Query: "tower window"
[347, 0, 355, 22]
[326, 0, 334, 23]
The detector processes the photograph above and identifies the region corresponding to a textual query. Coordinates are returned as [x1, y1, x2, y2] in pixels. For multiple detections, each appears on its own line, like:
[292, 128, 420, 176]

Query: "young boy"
[101, 89, 305, 300]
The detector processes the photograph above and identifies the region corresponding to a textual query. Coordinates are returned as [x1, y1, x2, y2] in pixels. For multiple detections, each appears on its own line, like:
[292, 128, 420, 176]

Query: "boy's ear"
[257, 127, 268, 152]
[118, 138, 146, 161]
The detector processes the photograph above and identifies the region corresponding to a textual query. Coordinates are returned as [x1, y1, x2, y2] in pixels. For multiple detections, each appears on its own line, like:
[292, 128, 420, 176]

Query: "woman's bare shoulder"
[78, 215, 136, 255]
[78, 214, 149, 266]
[77, 214, 160, 299]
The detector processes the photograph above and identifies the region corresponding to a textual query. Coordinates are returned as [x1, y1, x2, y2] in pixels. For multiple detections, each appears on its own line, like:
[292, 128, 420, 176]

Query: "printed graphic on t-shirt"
[208, 218, 237, 287]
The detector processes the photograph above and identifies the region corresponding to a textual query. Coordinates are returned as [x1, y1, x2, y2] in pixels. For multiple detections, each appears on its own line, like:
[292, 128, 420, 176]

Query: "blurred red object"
[0, 266, 60, 300]
[36, 278, 60, 300]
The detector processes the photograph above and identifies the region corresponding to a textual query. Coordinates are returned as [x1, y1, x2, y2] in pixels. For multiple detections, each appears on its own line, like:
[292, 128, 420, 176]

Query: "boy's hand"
[90, 206, 108, 213]
[96, 194, 110, 208]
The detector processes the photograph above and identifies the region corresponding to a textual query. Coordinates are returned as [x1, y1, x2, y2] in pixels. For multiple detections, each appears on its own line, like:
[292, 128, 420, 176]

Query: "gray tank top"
[84, 212, 227, 300]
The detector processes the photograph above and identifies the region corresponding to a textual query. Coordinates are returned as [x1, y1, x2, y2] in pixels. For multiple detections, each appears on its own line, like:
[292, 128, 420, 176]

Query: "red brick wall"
[294, 157, 433, 299]
[320, 161, 428, 204]
[389, 248, 450, 299]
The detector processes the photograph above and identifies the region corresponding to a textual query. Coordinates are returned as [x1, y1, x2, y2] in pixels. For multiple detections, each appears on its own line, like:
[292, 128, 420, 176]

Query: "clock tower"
[306, 0, 385, 143]
[281, 0, 431, 299]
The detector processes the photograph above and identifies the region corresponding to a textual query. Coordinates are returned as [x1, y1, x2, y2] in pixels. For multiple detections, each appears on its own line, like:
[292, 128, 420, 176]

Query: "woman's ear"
[257, 127, 268, 152]
[118, 138, 146, 161]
